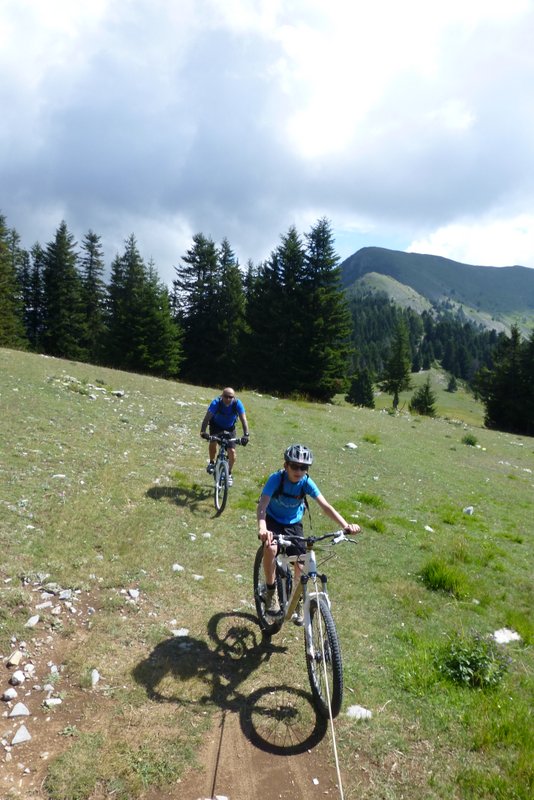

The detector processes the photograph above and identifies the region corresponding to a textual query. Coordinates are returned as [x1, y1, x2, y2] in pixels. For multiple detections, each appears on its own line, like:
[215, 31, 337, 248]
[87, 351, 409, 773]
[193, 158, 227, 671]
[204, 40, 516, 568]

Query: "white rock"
[2, 688, 18, 701]
[128, 588, 140, 600]
[493, 628, 521, 644]
[9, 703, 30, 717]
[312, 778, 319, 785]
[10, 670, 25, 686]
[192, 574, 204, 581]
[346, 704, 372, 720]
[43, 697, 62, 708]
[171, 628, 189, 637]
[52, 474, 66, 479]
[7, 651, 23, 667]
[91, 669, 100, 687]
[424, 525, 434, 533]
[172, 563, 184, 572]
[24, 615, 40, 628]
[12, 725, 32, 745]
[345, 442, 358, 449]
[23, 663, 35, 677]
[463, 506, 474, 515]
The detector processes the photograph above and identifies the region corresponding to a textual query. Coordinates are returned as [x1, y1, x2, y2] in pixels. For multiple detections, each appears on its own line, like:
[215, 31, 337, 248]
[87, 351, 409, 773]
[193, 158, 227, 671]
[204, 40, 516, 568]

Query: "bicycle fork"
[302, 573, 330, 660]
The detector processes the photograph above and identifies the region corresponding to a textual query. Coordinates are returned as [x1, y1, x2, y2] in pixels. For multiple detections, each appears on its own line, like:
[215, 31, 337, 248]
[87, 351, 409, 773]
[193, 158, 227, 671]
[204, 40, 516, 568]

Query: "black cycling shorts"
[208, 421, 237, 448]
[266, 514, 306, 557]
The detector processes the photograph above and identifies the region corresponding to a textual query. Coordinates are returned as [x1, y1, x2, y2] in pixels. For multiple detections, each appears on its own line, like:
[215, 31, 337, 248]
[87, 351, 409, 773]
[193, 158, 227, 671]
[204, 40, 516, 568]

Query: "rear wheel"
[253, 545, 285, 636]
[214, 459, 229, 514]
[305, 595, 343, 718]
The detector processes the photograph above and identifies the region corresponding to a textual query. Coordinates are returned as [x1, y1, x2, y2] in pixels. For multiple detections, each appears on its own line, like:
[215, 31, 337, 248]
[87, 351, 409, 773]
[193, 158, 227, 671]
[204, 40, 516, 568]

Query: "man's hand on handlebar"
[200, 431, 209, 440]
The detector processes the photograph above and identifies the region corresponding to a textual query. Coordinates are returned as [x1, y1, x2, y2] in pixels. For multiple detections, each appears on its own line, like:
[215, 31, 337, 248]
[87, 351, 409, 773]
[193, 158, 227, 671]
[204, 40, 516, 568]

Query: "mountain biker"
[257, 443, 361, 622]
[200, 387, 249, 486]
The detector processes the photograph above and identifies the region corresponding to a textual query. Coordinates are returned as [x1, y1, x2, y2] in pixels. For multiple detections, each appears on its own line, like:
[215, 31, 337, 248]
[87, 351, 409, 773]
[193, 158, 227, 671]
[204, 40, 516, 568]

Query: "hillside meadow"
[0, 348, 532, 799]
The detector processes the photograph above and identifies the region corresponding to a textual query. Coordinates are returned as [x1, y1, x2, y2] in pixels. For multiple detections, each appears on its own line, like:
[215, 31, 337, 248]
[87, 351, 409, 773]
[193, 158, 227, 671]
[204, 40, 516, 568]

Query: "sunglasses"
[288, 462, 308, 472]
[222, 394, 235, 399]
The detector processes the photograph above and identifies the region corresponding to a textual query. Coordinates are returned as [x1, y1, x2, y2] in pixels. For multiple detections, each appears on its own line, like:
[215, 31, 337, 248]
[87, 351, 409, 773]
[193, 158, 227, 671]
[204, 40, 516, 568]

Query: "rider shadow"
[146, 482, 211, 512]
[132, 611, 328, 755]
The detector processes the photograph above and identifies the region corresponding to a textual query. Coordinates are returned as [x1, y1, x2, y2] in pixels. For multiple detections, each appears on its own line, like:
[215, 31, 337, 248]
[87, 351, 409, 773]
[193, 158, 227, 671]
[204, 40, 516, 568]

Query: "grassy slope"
[1, 348, 533, 799]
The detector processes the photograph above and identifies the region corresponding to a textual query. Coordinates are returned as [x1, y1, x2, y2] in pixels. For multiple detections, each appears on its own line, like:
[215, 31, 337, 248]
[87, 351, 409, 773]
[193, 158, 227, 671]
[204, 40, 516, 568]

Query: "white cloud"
[1, 0, 534, 280]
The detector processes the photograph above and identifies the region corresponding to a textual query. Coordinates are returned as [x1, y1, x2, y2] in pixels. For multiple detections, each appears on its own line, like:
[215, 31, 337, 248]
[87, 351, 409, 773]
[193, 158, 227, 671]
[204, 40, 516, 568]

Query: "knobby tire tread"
[253, 545, 285, 637]
[214, 459, 229, 514]
[306, 595, 343, 718]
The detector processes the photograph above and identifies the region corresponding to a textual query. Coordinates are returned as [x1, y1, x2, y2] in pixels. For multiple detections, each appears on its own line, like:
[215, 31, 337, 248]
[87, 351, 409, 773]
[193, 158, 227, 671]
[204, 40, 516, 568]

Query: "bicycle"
[206, 431, 244, 514]
[253, 529, 357, 718]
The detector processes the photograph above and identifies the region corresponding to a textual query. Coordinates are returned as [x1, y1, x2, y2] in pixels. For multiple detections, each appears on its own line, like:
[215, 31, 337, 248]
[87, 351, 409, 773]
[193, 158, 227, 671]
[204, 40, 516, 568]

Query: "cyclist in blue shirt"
[257, 443, 360, 620]
[200, 387, 249, 486]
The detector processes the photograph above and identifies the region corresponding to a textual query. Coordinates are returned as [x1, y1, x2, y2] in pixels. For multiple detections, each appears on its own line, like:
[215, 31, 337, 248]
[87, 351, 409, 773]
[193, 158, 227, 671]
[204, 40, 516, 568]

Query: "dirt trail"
[165, 708, 344, 800]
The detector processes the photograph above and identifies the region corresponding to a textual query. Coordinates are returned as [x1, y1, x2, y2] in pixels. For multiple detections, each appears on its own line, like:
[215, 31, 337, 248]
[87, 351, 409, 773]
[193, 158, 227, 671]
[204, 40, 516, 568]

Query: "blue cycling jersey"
[208, 396, 245, 429]
[262, 469, 320, 525]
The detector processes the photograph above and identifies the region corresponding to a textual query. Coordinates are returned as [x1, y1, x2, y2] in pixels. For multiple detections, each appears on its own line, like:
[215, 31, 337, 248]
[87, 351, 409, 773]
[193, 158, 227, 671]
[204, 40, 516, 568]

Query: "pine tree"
[409, 375, 436, 416]
[80, 230, 108, 363]
[0, 214, 27, 348]
[301, 218, 353, 400]
[211, 238, 246, 386]
[26, 244, 45, 350]
[380, 319, 412, 409]
[346, 368, 375, 408]
[173, 233, 220, 384]
[42, 221, 87, 360]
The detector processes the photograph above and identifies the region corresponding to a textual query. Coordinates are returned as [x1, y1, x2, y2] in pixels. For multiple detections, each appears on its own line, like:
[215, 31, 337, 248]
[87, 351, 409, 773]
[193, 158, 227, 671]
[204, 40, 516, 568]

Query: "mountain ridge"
[340, 247, 534, 330]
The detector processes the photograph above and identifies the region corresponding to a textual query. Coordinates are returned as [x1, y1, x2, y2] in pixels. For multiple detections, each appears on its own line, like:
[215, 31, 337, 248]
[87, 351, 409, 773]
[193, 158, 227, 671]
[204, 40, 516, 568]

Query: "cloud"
[1, 0, 534, 285]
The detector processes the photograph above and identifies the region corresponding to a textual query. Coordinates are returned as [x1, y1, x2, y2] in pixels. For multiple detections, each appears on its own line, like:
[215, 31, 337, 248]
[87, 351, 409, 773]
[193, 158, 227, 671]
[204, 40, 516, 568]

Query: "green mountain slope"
[341, 247, 534, 329]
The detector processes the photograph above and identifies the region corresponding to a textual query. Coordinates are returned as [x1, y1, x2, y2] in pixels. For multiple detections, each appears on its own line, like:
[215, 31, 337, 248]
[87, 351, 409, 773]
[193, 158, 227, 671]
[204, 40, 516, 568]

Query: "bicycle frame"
[207, 431, 241, 514]
[253, 529, 356, 719]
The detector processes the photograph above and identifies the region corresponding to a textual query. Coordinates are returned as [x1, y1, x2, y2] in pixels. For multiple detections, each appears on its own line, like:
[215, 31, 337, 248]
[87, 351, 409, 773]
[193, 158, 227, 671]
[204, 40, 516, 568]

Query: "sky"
[2, 0, 534, 286]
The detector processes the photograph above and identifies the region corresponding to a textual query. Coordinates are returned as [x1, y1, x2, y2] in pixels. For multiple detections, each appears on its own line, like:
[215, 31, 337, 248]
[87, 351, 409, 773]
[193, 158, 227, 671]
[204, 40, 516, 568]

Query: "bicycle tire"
[253, 545, 285, 637]
[214, 459, 229, 514]
[305, 595, 343, 718]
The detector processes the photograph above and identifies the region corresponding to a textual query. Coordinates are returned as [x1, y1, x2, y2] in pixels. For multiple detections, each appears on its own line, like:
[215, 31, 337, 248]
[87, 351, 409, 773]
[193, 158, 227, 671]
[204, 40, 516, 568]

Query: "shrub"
[462, 433, 478, 447]
[437, 632, 510, 688]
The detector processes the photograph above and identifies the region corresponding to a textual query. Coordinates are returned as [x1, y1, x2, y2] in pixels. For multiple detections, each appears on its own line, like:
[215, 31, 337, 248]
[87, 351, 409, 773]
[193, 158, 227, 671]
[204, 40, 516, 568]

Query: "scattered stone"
[128, 588, 140, 600]
[91, 669, 100, 687]
[345, 442, 358, 449]
[58, 589, 73, 600]
[9, 703, 30, 718]
[463, 506, 474, 515]
[23, 663, 35, 677]
[24, 615, 40, 628]
[493, 628, 521, 644]
[43, 697, 62, 708]
[2, 688, 18, 701]
[346, 704, 372, 720]
[312, 777, 319, 785]
[424, 525, 434, 533]
[10, 671, 25, 686]
[52, 474, 66, 480]
[171, 628, 189, 637]
[7, 651, 23, 667]
[172, 564, 184, 572]
[192, 574, 204, 581]
[35, 600, 53, 610]
[11, 725, 31, 745]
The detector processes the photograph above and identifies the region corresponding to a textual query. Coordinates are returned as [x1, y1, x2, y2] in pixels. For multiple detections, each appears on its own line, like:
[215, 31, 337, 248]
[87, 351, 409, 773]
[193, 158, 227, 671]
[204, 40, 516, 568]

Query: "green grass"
[1, 347, 533, 799]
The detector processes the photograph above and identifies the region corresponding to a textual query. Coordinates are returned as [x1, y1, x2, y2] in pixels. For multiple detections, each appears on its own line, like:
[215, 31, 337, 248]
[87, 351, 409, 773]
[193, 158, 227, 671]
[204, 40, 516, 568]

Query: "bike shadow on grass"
[132, 610, 329, 755]
[146, 482, 211, 513]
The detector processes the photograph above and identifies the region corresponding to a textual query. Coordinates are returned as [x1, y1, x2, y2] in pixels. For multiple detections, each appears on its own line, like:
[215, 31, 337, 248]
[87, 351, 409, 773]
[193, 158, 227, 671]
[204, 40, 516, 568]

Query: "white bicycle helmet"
[284, 443, 314, 465]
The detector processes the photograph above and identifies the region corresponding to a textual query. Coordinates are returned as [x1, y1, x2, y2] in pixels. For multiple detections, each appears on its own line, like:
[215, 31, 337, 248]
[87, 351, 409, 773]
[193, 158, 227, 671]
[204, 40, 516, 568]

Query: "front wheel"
[214, 459, 229, 514]
[305, 595, 343, 718]
[253, 545, 285, 637]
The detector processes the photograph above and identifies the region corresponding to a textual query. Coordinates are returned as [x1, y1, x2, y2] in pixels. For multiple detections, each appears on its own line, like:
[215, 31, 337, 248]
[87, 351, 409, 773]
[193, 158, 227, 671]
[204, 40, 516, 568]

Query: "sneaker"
[292, 598, 304, 626]
[206, 462, 215, 474]
[265, 588, 281, 616]
[227, 473, 233, 487]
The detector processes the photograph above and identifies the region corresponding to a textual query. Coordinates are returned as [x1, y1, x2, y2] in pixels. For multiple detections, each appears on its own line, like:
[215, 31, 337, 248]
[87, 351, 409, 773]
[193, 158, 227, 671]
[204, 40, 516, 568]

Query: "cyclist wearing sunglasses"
[200, 387, 249, 485]
[257, 443, 360, 619]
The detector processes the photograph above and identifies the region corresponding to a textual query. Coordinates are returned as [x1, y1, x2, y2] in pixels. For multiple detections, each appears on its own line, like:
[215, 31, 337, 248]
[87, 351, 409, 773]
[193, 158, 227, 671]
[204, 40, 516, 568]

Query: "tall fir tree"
[26, 243, 45, 350]
[42, 221, 87, 360]
[211, 238, 246, 386]
[380, 319, 412, 409]
[300, 218, 353, 400]
[172, 233, 220, 384]
[80, 230, 108, 363]
[0, 214, 27, 348]
[409, 375, 437, 416]
[346, 368, 375, 408]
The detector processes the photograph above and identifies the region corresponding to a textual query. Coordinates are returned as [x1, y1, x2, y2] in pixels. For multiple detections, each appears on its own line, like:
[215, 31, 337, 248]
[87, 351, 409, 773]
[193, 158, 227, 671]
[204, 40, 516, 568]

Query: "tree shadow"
[132, 611, 328, 755]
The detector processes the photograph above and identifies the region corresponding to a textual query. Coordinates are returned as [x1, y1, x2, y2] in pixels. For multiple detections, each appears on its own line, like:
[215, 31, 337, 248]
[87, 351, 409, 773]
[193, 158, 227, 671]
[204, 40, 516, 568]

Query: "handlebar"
[272, 530, 359, 548]
[205, 433, 243, 445]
